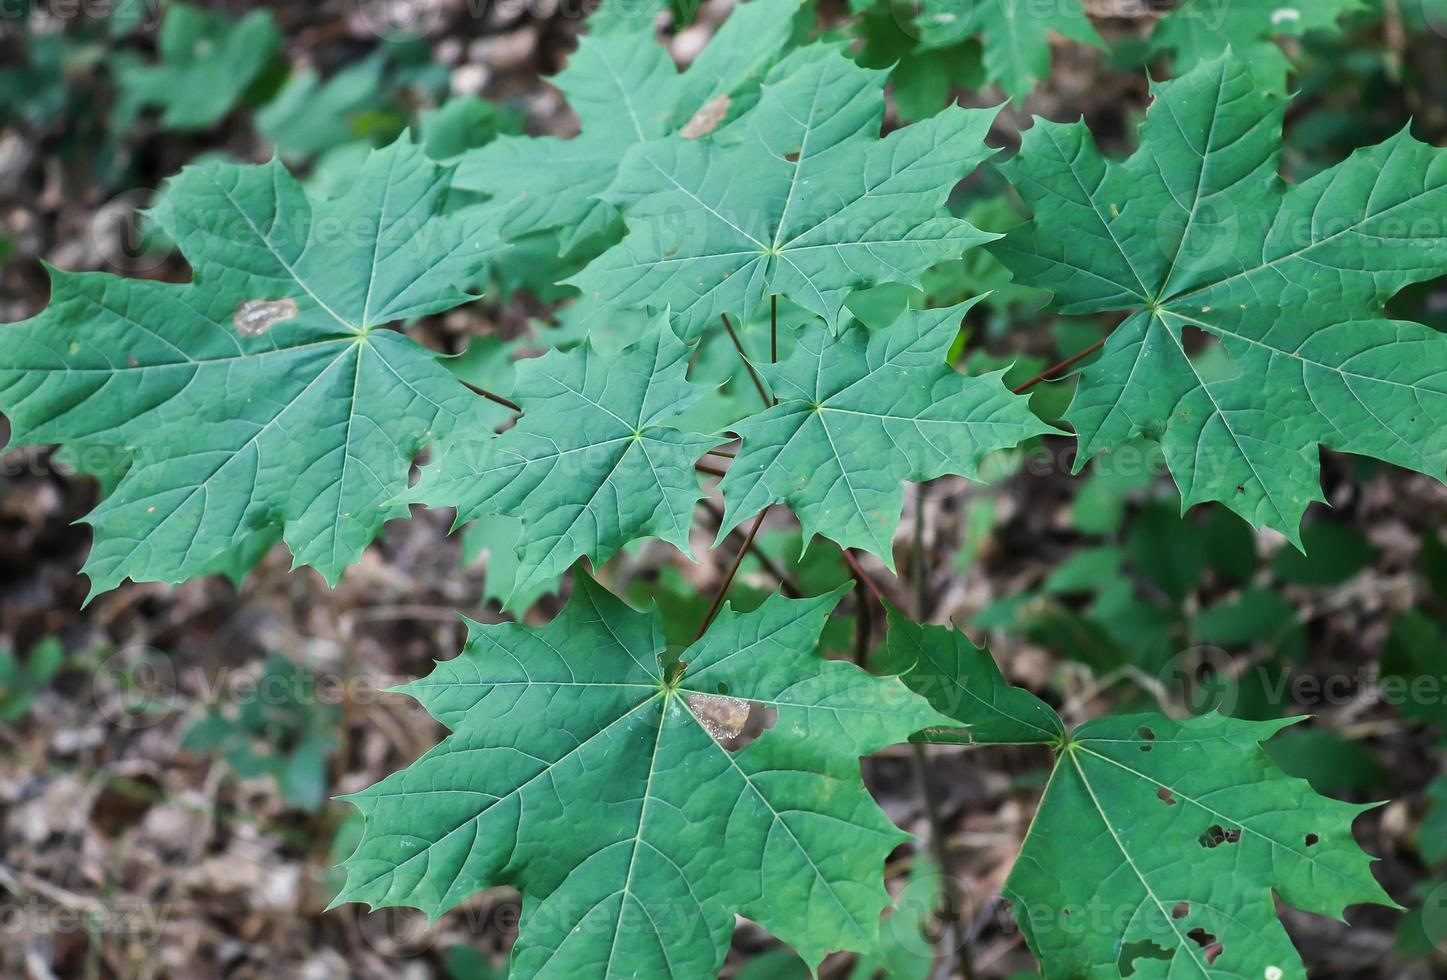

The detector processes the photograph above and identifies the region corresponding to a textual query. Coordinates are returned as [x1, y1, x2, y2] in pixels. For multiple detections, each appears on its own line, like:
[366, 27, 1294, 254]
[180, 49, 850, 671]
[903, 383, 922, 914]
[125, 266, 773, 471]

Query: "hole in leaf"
[1304, 833, 1320, 847]
[687, 693, 776, 751]
[1117, 939, 1173, 977]
[1180, 323, 1217, 356]
[1172, 901, 1190, 920]
[784, 150, 801, 163]
[1156, 787, 1177, 806]
[1137, 726, 1156, 741]
[1198, 824, 1241, 848]
[716, 681, 730, 695]
[1187, 927, 1223, 964]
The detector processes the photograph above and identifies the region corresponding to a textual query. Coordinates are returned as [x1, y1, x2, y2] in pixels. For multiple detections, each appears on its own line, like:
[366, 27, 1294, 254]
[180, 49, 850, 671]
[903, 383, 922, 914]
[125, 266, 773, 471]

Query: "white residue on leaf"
[233, 298, 299, 336]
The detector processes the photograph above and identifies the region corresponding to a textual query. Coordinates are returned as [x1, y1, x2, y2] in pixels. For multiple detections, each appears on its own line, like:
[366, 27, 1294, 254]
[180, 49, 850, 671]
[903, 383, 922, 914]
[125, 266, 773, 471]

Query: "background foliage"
[1, 0, 1446, 978]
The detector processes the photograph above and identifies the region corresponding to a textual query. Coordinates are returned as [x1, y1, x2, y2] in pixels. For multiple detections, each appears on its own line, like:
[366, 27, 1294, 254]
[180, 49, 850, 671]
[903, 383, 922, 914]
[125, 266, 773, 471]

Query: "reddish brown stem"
[770, 295, 778, 364]
[698, 500, 801, 599]
[461, 379, 522, 413]
[838, 548, 887, 606]
[721, 313, 772, 408]
[695, 509, 770, 640]
[1010, 338, 1106, 395]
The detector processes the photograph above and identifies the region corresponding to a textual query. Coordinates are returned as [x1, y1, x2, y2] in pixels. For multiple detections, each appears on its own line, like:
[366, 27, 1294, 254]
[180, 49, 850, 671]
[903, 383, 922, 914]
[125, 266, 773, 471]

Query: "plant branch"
[461, 379, 523, 413]
[696, 461, 729, 479]
[695, 508, 770, 640]
[1010, 337, 1105, 395]
[911, 741, 975, 980]
[699, 500, 801, 599]
[721, 313, 772, 408]
[838, 548, 886, 605]
[705, 447, 737, 459]
[910, 484, 976, 980]
[851, 576, 872, 666]
[770, 294, 778, 364]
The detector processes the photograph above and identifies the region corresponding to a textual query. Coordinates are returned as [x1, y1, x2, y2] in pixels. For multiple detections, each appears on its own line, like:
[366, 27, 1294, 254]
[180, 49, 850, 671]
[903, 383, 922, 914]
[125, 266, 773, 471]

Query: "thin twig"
[1010, 337, 1106, 395]
[770, 294, 778, 364]
[721, 313, 772, 407]
[705, 447, 737, 459]
[913, 488, 929, 622]
[696, 462, 729, 479]
[698, 499, 801, 598]
[838, 548, 886, 605]
[461, 379, 522, 413]
[851, 567, 873, 666]
[695, 509, 770, 640]
[910, 485, 976, 980]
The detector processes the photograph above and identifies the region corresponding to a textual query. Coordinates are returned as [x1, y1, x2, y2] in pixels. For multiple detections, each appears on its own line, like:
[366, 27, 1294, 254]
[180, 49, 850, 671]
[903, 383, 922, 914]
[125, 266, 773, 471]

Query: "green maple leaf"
[915, 0, 1103, 101]
[334, 577, 947, 975]
[116, 3, 280, 130]
[886, 618, 1394, 978]
[408, 318, 716, 602]
[0, 138, 504, 596]
[454, 0, 803, 254]
[994, 52, 1447, 544]
[571, 43, 1000, 339]
[1150, 0, 1365, 91]
[256, 55, 386, 158]
[717, 302, 1052, 565]
[1012, 714, 1394, 978]
[878, 606, 1063, 745]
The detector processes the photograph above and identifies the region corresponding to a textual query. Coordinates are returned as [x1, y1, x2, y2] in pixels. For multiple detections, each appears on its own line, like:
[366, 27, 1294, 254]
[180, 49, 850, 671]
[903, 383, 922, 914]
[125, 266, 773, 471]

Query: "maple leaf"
[0, 138, 504, 596]
[407, 318, 716, 602]
[716, 301, 1053, 565]
[887, 617, 1395, 978]
[116, 3, 280, 130]
[454, 0, 803, 254]
[878, 606, 1064, 745]
[1149, 0, 1366, 91]
[571, 43, 1000, 339]
[1012, 714, 1394, 978]
[334, 576, 948, 975]
[913, 0, 1104, 102]
[994, 52, 1447, 544]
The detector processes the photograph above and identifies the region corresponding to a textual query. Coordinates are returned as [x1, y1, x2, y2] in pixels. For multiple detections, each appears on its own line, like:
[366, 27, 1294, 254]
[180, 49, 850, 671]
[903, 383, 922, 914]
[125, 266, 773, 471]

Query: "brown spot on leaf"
[233, 298, 299, 337]
[688, 693, 750, 743]
[1156, 787, 1176, 806]
[681, 94, 729, 139]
